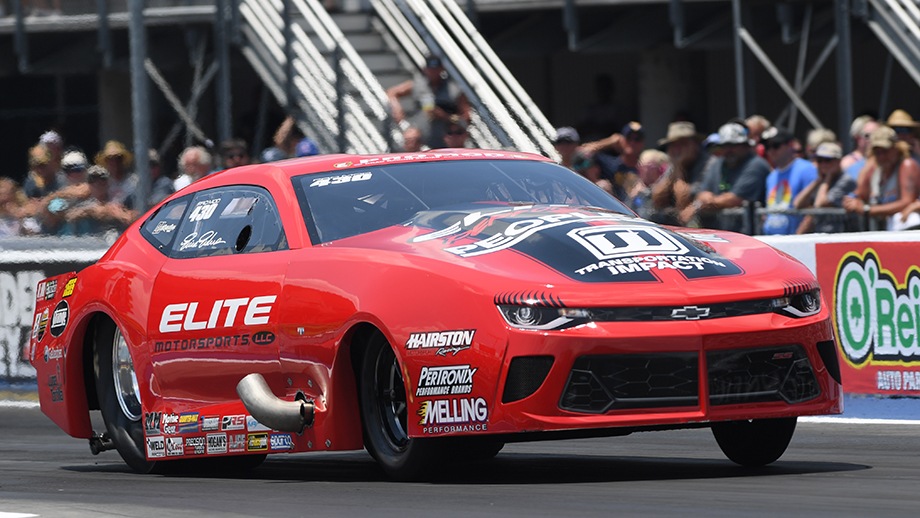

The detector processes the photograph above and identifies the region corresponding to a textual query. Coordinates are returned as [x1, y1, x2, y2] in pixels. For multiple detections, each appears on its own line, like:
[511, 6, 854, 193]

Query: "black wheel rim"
[373, 344, 409, 450]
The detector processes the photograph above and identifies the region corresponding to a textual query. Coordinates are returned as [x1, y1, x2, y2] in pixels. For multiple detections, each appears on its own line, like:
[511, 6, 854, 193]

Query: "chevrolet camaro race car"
[29, 150, 842, 480]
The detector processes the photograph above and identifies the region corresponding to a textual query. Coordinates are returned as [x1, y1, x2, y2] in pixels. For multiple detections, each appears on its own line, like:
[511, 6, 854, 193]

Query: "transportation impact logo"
[833, 249, 920, 366]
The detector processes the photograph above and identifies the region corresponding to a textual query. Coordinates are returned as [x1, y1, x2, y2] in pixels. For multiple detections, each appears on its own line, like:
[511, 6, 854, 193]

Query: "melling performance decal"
[417, 397, 488, 434]
[413, 207, 740, 282]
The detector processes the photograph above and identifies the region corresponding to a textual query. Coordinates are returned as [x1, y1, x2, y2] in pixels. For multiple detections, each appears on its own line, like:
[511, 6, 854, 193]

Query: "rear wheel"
[94, 318, 156, 473]
[711, 417, 797, 467]
[358, 332, 440, 480]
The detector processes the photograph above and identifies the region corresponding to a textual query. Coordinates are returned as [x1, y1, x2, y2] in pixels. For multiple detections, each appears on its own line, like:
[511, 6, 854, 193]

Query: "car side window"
[171, 186, 287, 259]
[140, 196, 191, 253]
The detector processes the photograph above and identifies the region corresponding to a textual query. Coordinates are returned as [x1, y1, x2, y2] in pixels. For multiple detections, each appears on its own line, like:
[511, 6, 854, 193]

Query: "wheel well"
[347, 323, 381, 384]
[81, 313, 108, 411]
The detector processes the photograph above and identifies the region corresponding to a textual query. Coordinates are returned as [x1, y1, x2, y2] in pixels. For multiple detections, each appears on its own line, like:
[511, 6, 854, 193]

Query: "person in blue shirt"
[761, 127, 818, 235]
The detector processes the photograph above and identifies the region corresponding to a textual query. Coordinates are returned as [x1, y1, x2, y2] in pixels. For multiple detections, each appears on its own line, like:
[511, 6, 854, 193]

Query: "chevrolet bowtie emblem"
[671, 306, 711, 320]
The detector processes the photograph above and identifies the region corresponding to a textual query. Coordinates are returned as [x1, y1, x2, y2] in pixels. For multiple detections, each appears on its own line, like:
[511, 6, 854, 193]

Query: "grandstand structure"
[2, 0, 919, 203]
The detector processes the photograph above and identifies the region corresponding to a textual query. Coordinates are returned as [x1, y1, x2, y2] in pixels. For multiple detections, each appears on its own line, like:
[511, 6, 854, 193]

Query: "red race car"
[29, 150, 842, 479]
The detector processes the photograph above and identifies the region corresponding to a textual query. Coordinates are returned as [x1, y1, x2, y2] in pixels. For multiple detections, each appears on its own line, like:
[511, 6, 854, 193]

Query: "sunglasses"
[815, 157, 837, 163]
[446, 130, 466, 136]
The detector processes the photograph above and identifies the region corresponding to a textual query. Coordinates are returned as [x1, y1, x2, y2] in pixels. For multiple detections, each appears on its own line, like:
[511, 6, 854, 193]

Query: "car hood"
[328, 204, 816, 303]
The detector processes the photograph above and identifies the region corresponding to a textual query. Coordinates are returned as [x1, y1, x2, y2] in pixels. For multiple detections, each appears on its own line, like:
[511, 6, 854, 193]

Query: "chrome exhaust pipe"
[236, 373, 314, 433]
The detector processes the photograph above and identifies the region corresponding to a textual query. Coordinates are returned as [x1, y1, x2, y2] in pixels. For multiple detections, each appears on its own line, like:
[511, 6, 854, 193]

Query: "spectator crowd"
[5, 103, 920, 239]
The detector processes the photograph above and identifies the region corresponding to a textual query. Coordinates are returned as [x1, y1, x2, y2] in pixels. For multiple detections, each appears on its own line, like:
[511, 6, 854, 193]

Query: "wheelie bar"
[89, 431, 115, 455]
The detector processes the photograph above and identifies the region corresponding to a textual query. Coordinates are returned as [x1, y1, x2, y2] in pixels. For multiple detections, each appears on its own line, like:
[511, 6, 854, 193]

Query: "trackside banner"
[1, 245, 105, 387]
[817, 242, 920, 395]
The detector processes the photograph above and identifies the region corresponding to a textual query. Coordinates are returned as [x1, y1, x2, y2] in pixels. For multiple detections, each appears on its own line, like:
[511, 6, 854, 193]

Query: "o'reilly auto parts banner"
[817, 242, 920, 396]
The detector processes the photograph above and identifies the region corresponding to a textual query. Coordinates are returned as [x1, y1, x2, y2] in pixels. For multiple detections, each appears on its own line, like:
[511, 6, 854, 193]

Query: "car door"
[148, 185, 289, 403]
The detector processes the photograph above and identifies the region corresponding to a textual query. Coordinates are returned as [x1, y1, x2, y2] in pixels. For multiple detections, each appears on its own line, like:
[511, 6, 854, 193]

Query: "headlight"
[772, 289, 821, 318]
[497, 305, 591, 330]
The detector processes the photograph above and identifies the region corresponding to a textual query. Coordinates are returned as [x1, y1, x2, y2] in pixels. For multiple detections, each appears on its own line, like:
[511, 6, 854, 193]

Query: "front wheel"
[358, 332, 440, 480]
[711, 417, 797, 467]
[94, 318, 156, 473]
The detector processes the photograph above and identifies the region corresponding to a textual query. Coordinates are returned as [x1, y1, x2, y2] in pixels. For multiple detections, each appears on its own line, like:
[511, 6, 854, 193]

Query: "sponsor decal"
[49, 300, 69, 337]
[332, 161, 353, 168]
[189, 198, 220, 222]
[44, 280, 57, 301]
[246, 416, 271, 432]
[32, 308, 49, 342]
[221, 415, 246, 431]
[416, 365, 476, 397]
[406, 330, 475, 356]
[43, 345, 63, 363]
[417, 397, 488, 434]
[270, 433, 294, 451]
[158, 296, 276, 333]
[146, 436, 165, 459]
[179, 230, 228, 251]
[162, 413, 180, 434]
[228, 433, 247, 453]
[355, 151, 532, 168]
[177, 412, 200, 434]
[252, 331, 275, 345]
[207, 433, 228, 454]
[35, 281, 45, 302]
[247, 432, 269, 452]
[152, 221, 176, 234]
[309, 171, 372, 187]
[62, 277, 77, 297]
[145, 412, 163, 435]
[834, 250, 920, 366]
[154, 334, 251, 353]
[201, 416, 220, 432]
[47, 373, 63, 402]
[166, 437, 184, 456]
[184, 436, 206, 455]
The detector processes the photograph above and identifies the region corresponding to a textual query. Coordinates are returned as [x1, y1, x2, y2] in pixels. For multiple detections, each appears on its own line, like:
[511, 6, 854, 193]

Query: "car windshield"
[292, 158, 633, 244]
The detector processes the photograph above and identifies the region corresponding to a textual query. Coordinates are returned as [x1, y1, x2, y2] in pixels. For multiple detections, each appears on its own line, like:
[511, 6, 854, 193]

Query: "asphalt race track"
[1, 403, 918, 518]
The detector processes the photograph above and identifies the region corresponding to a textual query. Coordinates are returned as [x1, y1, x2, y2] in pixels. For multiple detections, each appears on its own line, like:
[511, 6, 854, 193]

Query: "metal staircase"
[861, 0, 920, 88]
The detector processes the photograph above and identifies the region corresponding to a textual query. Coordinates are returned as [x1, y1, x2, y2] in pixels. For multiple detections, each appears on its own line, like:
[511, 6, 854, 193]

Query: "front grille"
[503, 356, 554, 403]
[559, 346, 822, 414]
[707, 345, 820, 405]
[560, 354, 699, 413]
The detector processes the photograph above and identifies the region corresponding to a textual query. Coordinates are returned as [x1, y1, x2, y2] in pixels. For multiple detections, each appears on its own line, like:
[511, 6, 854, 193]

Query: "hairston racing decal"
[413, 206, 741, 283]
[834, 250, 920, 367]
[416, 365, 477, 396]
[417, 397, 488, 434]
[406, 330, 475, 356]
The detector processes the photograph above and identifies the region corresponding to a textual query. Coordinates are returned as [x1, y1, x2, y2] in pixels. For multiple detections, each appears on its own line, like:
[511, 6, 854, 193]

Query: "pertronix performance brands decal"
[415, 365, 477, 396]
[413, 207, 741, 282]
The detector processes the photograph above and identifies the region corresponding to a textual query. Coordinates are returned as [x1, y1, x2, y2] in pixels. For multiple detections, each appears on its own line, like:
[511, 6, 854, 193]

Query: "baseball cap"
[553, 126, 580, 144]
[61, 150, 89, 172]
[39, 130, 63, 146]
[86, 165, 110, 182]
[717, 122, 753, 146]
[425, 56, 443, 69]
[703, 132, 721, 148]
[814, 142, 842, 160]
[622, 121, 644, 138]
[760, 126, 795, 148]
[295, 138, 320, 157]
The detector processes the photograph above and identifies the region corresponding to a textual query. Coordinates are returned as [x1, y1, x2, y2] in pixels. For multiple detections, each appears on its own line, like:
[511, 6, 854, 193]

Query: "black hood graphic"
[411, 205, 742, 283]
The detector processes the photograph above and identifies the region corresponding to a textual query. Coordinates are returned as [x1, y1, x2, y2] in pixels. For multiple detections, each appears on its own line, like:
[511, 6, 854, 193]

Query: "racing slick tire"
[358, 331, 441, 481]
[93, 318, 157, 473]
[711, 417, 797, 467]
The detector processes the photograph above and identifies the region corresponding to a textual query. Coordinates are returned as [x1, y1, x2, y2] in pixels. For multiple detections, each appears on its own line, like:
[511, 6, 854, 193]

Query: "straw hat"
[94, 140, 134, 167]
[886, 109, 920, 128]
[657, 121, 703, 146]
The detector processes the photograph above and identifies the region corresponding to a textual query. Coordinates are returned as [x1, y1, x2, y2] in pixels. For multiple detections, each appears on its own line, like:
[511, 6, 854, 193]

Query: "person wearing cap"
[386, 54, 470, 150]
[792, 142, 856, 233]
[581, 121, 646, 202]
[64, 165, 136, 236]
[95, 139, 138, 206]
[60, 150, 89, 186]
[843, 125, 920, 231]
[842, 116, 880, 179]
[886, 109, 920, 161]
[219, 138, 252, 171]
[683, 121, 771, 232]
[23, 144, 64, 199]
[552, 126, 602, 189]
[174, 145, 214, 191]
[295, 137, 321, 157]
[39, 130, 65, 174]
[760, 126, 818, 235]
[650, 121, 712, 225]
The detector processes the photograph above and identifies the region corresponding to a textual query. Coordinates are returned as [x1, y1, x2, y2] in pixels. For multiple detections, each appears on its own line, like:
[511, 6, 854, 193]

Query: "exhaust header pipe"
[236, 373, 314, 433]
